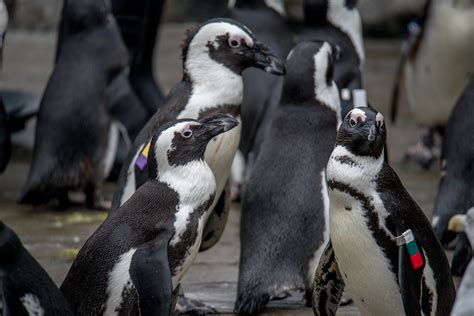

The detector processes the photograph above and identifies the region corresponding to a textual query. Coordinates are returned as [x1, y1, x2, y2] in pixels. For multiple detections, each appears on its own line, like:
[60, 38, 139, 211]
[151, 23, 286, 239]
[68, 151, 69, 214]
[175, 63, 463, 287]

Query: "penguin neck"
[327, 145, 384, 186]
[327, 0, 364, 64]
[180, 55, 244, 119]
[157, 160, 216, 208]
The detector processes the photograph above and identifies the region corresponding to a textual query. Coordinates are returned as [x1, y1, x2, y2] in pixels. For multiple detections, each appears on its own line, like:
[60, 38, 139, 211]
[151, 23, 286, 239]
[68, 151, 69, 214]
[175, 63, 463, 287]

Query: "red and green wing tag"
[396, 229, 423, 270]
[135, 142, 151, 170]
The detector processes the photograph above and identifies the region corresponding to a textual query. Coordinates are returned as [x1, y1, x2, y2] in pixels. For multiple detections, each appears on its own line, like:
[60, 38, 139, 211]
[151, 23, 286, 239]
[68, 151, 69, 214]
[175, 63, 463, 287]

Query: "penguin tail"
[234, 292, 271, 315]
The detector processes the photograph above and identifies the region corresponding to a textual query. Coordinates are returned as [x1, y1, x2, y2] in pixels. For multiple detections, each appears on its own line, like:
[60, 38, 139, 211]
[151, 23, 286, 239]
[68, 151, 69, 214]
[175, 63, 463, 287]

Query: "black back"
[61, 181, 178, 314]
[19, 0, 128, 205]
[236, 41, 339, 313]
[0, 222, 72, 315]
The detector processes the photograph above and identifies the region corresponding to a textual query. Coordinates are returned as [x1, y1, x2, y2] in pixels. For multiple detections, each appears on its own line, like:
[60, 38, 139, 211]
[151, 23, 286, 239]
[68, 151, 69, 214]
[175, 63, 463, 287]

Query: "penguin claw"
[175, 295, 217, 315]
[234, 293, 270, 315]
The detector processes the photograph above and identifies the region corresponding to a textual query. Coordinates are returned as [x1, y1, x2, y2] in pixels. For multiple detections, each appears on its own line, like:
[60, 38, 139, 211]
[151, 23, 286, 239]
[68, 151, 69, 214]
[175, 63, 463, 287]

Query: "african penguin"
[110, 18, 285, 253]
[391, 0, 474, 168]
[448, 208, 474, 316]
[60, 115, 238, 315]
[312, 107, 455, 315]
[301, 0, 364, 117]
[0, 221, 73, 315]
[19, 0, 128, 209]
[236, 40, 341, 314]
[55, 0, 149, 182]
[432, 76, 474, 276]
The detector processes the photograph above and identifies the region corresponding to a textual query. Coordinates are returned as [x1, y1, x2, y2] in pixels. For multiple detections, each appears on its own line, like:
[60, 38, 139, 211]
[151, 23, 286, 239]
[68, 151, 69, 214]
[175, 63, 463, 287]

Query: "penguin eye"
[349, 118, 357, 127]
[181, 129, 193, 139]
[229, 38, 241, 48]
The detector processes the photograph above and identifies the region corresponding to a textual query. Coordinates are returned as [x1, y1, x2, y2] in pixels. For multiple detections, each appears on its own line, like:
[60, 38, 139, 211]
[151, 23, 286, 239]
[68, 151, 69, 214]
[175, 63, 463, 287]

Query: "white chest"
[329, 189, 404, 316]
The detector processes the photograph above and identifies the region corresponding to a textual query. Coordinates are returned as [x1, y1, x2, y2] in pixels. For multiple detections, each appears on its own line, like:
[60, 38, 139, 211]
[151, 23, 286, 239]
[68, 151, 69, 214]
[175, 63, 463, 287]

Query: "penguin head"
[282, 41, 340, 113]
[0, 221, 21, 265]
[181, 18, 285, 79]
[147, 114, 239, 178]
[336, 107, 386, 158]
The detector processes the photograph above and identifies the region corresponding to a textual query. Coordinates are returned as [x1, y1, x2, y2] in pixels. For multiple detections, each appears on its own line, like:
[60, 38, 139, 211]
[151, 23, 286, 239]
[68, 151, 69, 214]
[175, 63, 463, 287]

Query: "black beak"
[251, 41, 285, 75]
[367, 123, 377, 142]
[198, 114, 239, 139]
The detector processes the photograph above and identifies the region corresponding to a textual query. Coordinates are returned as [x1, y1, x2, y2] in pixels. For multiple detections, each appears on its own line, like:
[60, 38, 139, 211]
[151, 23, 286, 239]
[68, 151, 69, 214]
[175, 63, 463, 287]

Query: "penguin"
[312, 107, 455, 315]
[19, 0, 128, 209]
[235, 40, 341, 314]
[111, 0, 166, 114]
[55, 0, 148, 182]
[0, 221, 73, 315]
[390, 0, 474, 168]
[110, 18, 285, 253]
[301, 0, 364, 117]
[431, 76, 474, 276]
[60, 115, 239, 315]
[448, 209, 474, 316]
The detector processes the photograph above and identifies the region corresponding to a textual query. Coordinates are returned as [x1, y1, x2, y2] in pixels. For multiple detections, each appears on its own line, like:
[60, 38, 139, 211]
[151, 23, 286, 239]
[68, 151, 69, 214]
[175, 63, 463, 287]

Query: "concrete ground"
[0, 24, 445, 315]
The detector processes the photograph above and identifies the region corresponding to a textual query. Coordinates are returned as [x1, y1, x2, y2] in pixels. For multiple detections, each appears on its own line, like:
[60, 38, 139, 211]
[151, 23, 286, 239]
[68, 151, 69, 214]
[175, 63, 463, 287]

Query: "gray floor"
[0, 24, 446, 315]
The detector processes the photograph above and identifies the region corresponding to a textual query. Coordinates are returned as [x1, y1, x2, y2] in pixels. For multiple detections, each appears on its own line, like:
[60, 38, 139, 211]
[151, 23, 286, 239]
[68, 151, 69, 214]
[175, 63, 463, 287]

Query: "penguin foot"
[175, 294, 217, 315]
[230, 183, 241, 202]
[234, 292, 270, 315]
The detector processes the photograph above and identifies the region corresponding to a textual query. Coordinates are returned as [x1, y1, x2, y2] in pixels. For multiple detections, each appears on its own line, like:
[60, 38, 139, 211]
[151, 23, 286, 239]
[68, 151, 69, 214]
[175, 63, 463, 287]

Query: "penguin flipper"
[312, 240, 345, 316]
[398, 235, 424, 316]
[199, 180, 231, 251]
[130, 239, 173, 315]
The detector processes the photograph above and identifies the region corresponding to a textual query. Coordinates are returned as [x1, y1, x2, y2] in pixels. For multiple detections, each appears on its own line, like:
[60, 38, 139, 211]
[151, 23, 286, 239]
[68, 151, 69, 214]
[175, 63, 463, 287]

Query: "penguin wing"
[130, 237, 174, 315]
[312, 240, 345, 316]
[397, 233, 425, 316]
[199, 180, 231, 252]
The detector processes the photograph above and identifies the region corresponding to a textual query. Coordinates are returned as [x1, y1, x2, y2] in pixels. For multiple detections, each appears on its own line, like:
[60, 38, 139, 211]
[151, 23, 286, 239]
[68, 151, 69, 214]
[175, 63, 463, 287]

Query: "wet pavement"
[0, 24, 444, 315]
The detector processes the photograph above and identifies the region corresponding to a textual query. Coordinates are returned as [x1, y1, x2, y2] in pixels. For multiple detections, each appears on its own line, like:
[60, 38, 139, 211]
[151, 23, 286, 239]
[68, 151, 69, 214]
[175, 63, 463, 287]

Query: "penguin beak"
[367, 123, 377, 142]
[251, 41, 285, 75]
[198, 114, 239, 139]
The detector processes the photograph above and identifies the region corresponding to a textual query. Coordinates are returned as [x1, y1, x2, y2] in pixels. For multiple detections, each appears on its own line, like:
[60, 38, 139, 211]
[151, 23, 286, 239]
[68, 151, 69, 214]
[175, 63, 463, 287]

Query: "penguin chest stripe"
[328, 180, 398, 275]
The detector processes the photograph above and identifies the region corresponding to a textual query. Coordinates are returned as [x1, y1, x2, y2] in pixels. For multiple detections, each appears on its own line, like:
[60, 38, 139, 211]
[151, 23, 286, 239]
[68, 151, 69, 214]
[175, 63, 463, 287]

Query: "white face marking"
[104, 248, 137, 314]
[179, 22, 249, 120]
[348, 108, 367, 125]
[375, 112, 384, 127]
[327, 0, 364, 65]
[313, 42, 342, 126]
[20, 293, 44, 316]
[307, 170, 330, 286]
